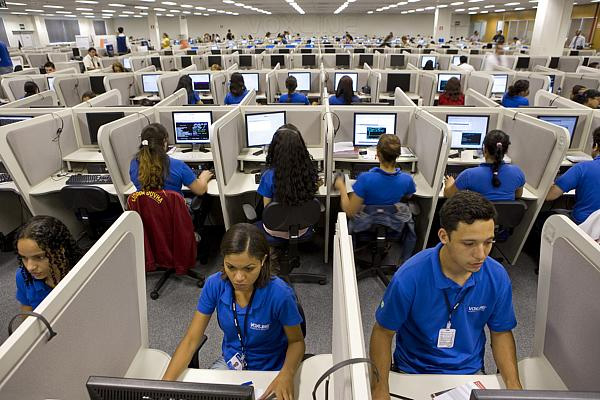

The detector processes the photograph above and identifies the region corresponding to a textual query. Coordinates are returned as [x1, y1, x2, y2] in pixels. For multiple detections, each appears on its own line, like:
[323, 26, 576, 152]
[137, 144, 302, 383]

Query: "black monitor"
[239, 55, 252, 68]
[186, 50, 197, 55]
[302, 54, 316, 67]
[359, 54, 373, 67]
[72, 47, 80, 58]
[374, 47, 385, 54]
[470, 389, 600, 399]
[353, 112, 397, 146]
[90, 75, 106, 95]
[354, 48, 365, 54]
[570, 50, 579, 56]
[549, 57, 560, 69]
[172, 111, 213, 145]
[271, 54, 284, 67]
[336, 54, 350, 68]
[446, 114, 490, 150]
[516, 57, 530, 69]
[181, 56, 192, 68]
[538, 115, 578, 146]
[583, 57, 590, 66]
[390, 54, 405, 68]
[446, 49, 458, 54]
[437, 73, 461, 92]
[78, 61, 85, 73]
[300, 48, 312, 54]
[470, 49, 480, 55]
[164, 50, 173, 56]
[423, 48, 434, 54]
[86, 376, 254, 400]
[150, 56, 161, 70]
[324, 48, 335, 54]
[86, 112, 125, 145]
[0, 116, 32, 126]
[420, 55, 437, 69]
[254, 48, 266, 54]
[141, 73, 160, 94]
[386, 73, 411, 93]
[189, 73, 211, 93]
[279, 48, 290, 54]
[211, 49, 221, 55]
[207, 55, 222, 67]
[245, 111, 286, 147]
[324, 44, 333, 48]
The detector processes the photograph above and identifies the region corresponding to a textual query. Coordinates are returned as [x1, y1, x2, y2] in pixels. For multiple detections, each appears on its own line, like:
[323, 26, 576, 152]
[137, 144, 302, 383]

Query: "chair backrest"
[493, 200, 528, 229]
[262, 198, 321, 233]
[59, 186, 110, 212]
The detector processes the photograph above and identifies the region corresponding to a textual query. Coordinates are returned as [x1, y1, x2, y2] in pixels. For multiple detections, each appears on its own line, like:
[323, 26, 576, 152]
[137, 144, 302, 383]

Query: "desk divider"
[533, 90, 587, 109]
[54, 75, 93, 107]
[585, 110, 600, 154]
[226, 62, 238, 72]
[73, 88, 122, 108]
[211, 72, 228, 105]
[467, 55, 486, 71]
[394, 87, 417, 107]
[560, 73, 600, 100]
[130, 56, 150, 72]
[466, 72, 494, 97]
[157, 72, 181, 100]
[0, 90, 58, 108]
[159, 55, 176, 71]
[530, 66, 566, 95]
[155, 88, 188, 107]
[105, 73, 137, 105]
[2, 75, 48, 101]
[266, 65, 280, 103]
[181, 63, 197, 72]
[367, 70, 380, 103]
[417, 72, 436, 106]
[464, 88, 499, 107]
[514, 72, 550, 105]
[436, 54, 452, 71]
[73, 106, 146, 147]
[557, 56, 583, 73]
[576, 65, 600, 74]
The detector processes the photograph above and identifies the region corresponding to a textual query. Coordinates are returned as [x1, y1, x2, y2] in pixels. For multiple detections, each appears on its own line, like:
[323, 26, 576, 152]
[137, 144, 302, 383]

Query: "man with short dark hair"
[492, 30, 505, 43]
[370, 191, 522, 400]
[457, 55, 474, 72]
[82, 47, 100, 70]
[117, 26, 129, 55]
[44, 61, 55, 73]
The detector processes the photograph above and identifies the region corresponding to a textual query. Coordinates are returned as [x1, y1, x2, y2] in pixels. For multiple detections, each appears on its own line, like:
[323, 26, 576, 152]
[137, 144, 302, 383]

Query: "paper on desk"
[333, 141, 355, 153]
[567, 154, 593, 163]
[432, 381, 486, 400]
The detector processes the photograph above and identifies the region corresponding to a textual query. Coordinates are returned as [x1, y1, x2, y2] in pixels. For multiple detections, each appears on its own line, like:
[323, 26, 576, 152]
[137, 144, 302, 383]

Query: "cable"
[548, 95, 559, 107]
[322, 111, 341, 136]
[512, 111, 519, 121]
[135, 111, 151, 127]
[50, 112, 66, 177]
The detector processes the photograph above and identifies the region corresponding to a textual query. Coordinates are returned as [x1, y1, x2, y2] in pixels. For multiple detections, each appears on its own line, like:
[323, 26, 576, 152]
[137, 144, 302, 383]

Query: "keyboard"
[190, 164, 214, 177]
[0, 173, 12, 183]
[66, 174, 112, 185]
[445, 171, 459, 179]
[349, 163, 378, 180]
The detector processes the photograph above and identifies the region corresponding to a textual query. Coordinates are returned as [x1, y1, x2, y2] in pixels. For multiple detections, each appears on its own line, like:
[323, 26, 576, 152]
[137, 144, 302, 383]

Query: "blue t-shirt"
[224, 89, 249, 105]
[257, 168, 275, 199]
[197, 272, 303, 371]
[129, 156, 196, 194]
[329, 94, 360, 105]
[352, 167, 416, 205]
[0, 41, 12, 68]
[117, 35, 128, 54]
[376, 243, 517, 374]
[454, 163, 526, 201]
[556, 156, 600, 224]
[188, 91, 201, 105]
[279, 92, 310, 105]
[501, 93, 529, 108]
[15, 267, 53, 309]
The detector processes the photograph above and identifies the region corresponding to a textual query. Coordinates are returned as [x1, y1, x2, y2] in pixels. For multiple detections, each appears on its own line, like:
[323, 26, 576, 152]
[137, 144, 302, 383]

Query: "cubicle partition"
[105, 73, 138, 104]
[54, 75, 92, 107]
[73, 88, 122, 108]
[156, 71, 181, 100]
[417, 72, 436, 106]
[534, 90, 588, 109]
[466, 72, 494, 97]
[0, 90, 59, 108]
[394, 87, 418, 106]
[1, 75, 49, 101]
[155, 87, 188, 107]
[464, 88, 499, 107]
[560, 73, 600, 100]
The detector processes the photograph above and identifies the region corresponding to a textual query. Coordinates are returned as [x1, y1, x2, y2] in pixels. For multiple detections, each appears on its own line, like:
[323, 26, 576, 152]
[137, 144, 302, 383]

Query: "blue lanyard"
[442, 288, 471, 329]
[231, 287, 256, 367]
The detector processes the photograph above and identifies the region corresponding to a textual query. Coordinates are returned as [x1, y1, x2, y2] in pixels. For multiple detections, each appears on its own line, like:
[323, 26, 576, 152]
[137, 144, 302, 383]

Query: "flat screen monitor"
[470, 389, 600, 399]
[421, 55, 437, 69]
[334, 72, 358, 91]
[354, 48, 365, 54]
[515, 57, 529, 69]
[150, 56, 161, 70]
[86, 112, 125, 145]
[279, 48, 290, 54]
[446, 49, 458, 55]
[141, 73, 160, 93]
[446, 115, 490, 150]
[491, 74, 508, 94]
[548, 74, 555, 93]
[255, 48, 266, 54]
[386, 73, 411, 93]
[186, 50, 196, 55]
[549, 57, 560, 69]
[164, 50, 173, 56]
[239, 55, 252, 68]
[172, 111, 213, 145]
[0, 116, 32, 126]
[538, 115, 578, 144]
[437, 73, 461, 92]
[336, 54, 350, 68]
[90, 75, 106, 95]
[323, 48, 335, 54]
[211, 49, 221, 55]
[288, 72, 311, 91]
[181, 56, 192, 68]
[189, 73, 211, 93]
[470, 49, 480, 55]
[86, 376, 254, 400]
[301, 48, 312, 54]
[570, 50, 579, 56]
[123, 57, 132, 70]
[46, 76, 55, 91]
[452, 55, 461, 66]
[72, 48, 80, 58]
[302, 54, 316, 67]
[208, 55, 222, 67]
[353, 113, 397, 146]
[390, 54, 405, 68]
[245, 111, 286, 147]
[423, 48, 434, 54]
[271, 55, 284, 67]
[359, 54, 373, 67]
[240, 72, 259, 92]
[583, 57, 590, 67]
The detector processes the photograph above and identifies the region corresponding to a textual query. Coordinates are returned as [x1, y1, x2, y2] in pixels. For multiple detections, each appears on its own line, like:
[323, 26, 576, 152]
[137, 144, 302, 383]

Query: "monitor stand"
[194, 144, 209, 153]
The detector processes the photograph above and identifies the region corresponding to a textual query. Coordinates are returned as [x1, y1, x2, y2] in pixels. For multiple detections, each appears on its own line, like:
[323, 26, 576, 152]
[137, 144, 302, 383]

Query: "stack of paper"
[567, 154, 593, 163]
[333, 141, 358, 158]
[432, 381, 486, 400]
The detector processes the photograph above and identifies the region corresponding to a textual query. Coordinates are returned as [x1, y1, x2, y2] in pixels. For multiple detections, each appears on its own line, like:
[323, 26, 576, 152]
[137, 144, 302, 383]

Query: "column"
[179, 16, 189, 40]
[147, 13, 161, 50]
[530, 0, 573, 56]
[433, 7, 453, 42]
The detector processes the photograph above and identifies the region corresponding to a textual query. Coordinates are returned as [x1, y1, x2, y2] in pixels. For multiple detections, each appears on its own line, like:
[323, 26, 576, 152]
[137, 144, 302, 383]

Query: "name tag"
[437, 328, 456, 348]
[227, 352, 245, 371]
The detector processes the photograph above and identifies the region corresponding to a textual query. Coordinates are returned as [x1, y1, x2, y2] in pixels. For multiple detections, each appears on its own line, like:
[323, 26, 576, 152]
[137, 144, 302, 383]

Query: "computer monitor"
[334, 72, 358, 91]
[538, 115, 578, 145]
[164, 50, 173, 56]
[570, 50, 579, 56]
[515, 57, 530, 69]
[548, 74, 555, 93]
[583, 57, 590, 67]
[106, 44, 114, 57]
[491, 74, 509, 94]
[86, 376, 254, 400]
[286, 44, 296, 48]
[150, 56, 161, 71]
[423, 48, 434, 54]
[141, 73, 160, 93]
[279, 48, 290, 54]
[255, 48, 266, 54]
[186, 50, 197, 55]
[288, 72, 311, 91]
[437, 73, 461, 92]
[301, 48, 312, 54]
[0, 116, 32, 126]
[123, 57, 132, 70]
[245, 111, 286, 147]
[549, 57, 560, 69]
[386, 73, 411, 93]
[470, 389, 600, 399]
[446, 115, 490, 150]
[470, 49, 479, 55]
[86, 112, 125, 145]
[181, 56, 192, 68]
[336, 54, 350, 68]
[189, 73, 211, 93]
[446, 49, 458, 55]
[271, 55, 284, 67]
[90, 75, 106, 95]
[353, 113, 397, 146]
[72, 48, 81, 58]
[324, 48, 335, 54]
[240, 72, 259, 92]
[208, 55, 222, 67]
[359, 54, 373, 67]
[239, 55, 252, 68]
[452, 55, 461, 66]
[421, 55, 437, 69]
[390, 54, 405, 68]
[46, 76, 55, 91]
[211, 49, 221, 55]
[302, 54, 316, 67]
[172, 111, 213, 145]
[354, 48, 365, 54]
[374, 47, 385, 54]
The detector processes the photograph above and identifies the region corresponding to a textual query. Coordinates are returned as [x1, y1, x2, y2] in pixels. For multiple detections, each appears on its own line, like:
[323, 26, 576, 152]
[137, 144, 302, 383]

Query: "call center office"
[1, 0, 600, 399]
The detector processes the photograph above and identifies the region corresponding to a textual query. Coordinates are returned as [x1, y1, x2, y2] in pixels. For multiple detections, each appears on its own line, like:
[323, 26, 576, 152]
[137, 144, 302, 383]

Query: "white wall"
[1, 15, 35, 47]
[451, 14, 471, 39]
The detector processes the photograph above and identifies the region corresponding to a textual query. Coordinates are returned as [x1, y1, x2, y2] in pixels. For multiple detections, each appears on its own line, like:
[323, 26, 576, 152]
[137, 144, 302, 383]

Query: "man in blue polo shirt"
[546, 127, 600, 224]
[370, 191, 522, 400]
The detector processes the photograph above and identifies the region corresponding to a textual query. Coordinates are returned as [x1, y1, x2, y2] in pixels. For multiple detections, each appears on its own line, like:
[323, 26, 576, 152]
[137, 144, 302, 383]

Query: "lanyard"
[442, 288, 470, 329]
[231, 287, 256, 367]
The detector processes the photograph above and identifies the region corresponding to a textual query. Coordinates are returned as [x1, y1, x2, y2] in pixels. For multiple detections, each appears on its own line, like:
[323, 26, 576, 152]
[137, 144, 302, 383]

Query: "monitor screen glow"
[538, 115, 578, 144]
[437, 74, 461, 93]
[189, 73, 211, 92]
[173, 111, 213, 145]
[334, 72, 358, 92]
[421, 55, 437, 68]
[245, 111, 286, 147]
[491, 74, 508, 94]
[141, 74, 160, 93]
[446, 115, 490, 150]
[241, 73, 259, 92]
[123, 58, 131, 70]
[47, 77, 55, 91]
[353, 113, 397, 146]
[452, 56, 461, 66]
[288, 72, 311, 91]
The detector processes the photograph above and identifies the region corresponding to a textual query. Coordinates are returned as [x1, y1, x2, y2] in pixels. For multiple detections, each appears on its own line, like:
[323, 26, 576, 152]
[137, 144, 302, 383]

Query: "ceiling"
[0, 0, 594, 17]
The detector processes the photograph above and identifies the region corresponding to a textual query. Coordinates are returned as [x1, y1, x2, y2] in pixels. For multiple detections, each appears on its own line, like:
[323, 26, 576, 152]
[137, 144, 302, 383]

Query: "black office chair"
[59, 186, 122, 241]
[492, 200, 528, 262]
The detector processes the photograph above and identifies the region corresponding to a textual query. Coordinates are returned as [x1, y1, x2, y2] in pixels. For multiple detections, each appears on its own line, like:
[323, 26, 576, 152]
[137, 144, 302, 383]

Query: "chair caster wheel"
[150, 291, 159, 300]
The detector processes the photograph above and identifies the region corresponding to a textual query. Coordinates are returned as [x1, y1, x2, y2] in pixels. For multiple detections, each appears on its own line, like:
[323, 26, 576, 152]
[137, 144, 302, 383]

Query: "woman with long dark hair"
[224, 72, 248, 105]
[329, 75, 360, 105]
[501, 79, 529, 107]
[175, 74, 201, 105]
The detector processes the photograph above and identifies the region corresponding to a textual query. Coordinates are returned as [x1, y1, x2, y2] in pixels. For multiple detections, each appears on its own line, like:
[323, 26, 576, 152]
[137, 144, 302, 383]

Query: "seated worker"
[16, 215, 83, 311]
[112, 61, 126, 72]
[44, 61, 56, 74]
[23, 81, 39, 97]
[82, 47, 101, 71]
[444, 130, 525, 201]
[501, 80, 529, 108]
[573, 89, 600, 109]
[162, 223, 305, 400]
[456, 55, 474, 72]
[370, 191, 522, 400]
[175, 74, 201, 105]
[545, 127, 600, 224]
[279, 75, 310, 105]
[210, 63, 222, 71]
[129, 123, 213, 196]
[423, 60, 435, 70]
[570, 85, 587, 101]
[224, 72, 248, 105]
[329, 75, 360, 105]
[438, 77, 464, 106]
[81, 91, 96, 102]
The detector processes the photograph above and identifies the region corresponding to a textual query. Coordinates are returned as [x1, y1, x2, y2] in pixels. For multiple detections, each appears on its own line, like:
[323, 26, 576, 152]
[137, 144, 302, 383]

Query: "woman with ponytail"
[129, 123, 213, 195]
[501, 79, 529, 108]
[278, 75, 309, 105]
[444, 130, 525, 201]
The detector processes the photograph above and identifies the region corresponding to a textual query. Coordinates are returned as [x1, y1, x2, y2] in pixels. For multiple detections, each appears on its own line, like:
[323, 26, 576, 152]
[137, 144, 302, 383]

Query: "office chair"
[59, 186, 122, 241]
[492, 200, 528, 262]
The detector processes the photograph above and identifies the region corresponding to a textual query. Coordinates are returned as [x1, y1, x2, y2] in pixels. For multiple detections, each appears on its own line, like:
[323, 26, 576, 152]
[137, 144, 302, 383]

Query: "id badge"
[226, 353, 245, 371]
[437, 328, 456, 348]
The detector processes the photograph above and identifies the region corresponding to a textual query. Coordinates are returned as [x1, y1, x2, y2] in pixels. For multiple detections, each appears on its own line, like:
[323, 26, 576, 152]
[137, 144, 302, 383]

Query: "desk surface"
[63, 148, 104, 164]
[331, 172, 434, 198]
[388, 372, 503, 399]
[29, 174, 118, 196]
[238, 147, 324, 162]
[0, 181, 19, 194]
[223, 171, 326, 196]
[170, 148, 215, 163]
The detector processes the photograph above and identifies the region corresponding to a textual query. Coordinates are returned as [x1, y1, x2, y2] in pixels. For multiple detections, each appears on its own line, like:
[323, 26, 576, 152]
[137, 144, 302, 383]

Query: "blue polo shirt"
[129, 156, 196, 194]
[376, 243, 517, 374]
[257, 168, 276, 199]
[555, 156, 600, 224]
[501, 93, 529, 108]
[454, 163, 526, 201]
[224, 89, 249, 105]
[279, 92, 310, 105]
[0, 41, 12, 68]
[353, 167, 416, 205]
[197, 272, 303, 371]
[188, 91, 201, 105]
[15, 267, 53, 309]
[329, 94, 360, 105]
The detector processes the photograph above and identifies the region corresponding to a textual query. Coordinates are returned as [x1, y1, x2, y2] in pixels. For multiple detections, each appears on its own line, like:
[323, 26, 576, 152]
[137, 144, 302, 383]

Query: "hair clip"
[141, 139, 149, 146]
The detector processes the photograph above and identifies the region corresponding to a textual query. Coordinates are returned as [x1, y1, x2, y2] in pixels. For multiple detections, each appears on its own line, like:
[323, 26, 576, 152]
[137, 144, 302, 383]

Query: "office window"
[566, 18, 594, 47]
[45, 19, 80, 44]
[93, 20, 106, 36]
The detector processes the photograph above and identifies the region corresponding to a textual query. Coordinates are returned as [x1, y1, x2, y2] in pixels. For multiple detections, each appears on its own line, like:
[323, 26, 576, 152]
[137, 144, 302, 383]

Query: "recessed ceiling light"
[455, 8, 465, 11]
[468, 7, 480, 10]
[118, 14, 130, 17]
[65, 14, 78, 17]
[55, 10, 72, 13]
[468, 11, 477, 14]
[181, 4, 193, 7]
[155, 13, 163, 15]
[424, 6, 434, 10]
[169, 9, 180, 12]
[162, 1, 177, 5]
[484, 4, 494, 8]
[133, 14, 143, 17]
[450, 2, 464, 5]
[397, 1, 408, 4]
[495, 8, 506, 11]
[504, 2, 520, 5]
[514, 7, 525, 9]
[6, 1, 27, 4]
[122, 10, 134, 14]
[108, 3, 126, 7]
[208, 8, 217, 11]
[75, 7, 93, 11]
[25, 9, 44, 12]
[437, 4, 448, 8]
[81, 12, 94, 15]
[223, 0, 234, 3]
[75, 0, 98, 3]
[182, 10, 191, 13]
[139, 0, 155, 2]
[11, 12, 28, 14]
[44, 5, 64, 8]
[154, 7, 166, 11]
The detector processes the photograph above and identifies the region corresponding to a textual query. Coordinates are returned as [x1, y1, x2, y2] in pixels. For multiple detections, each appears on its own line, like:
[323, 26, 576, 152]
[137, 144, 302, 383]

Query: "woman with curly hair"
[15, 216, 83, 311]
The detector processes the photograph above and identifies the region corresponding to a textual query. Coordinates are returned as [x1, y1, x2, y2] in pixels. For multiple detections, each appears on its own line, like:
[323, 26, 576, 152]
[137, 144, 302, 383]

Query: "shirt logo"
[468, 305, 487, 312]
[250, 322, 270, 331]
[380, 300, 385, 308]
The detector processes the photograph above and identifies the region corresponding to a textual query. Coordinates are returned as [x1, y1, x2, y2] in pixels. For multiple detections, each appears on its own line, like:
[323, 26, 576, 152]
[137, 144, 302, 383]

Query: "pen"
[241, 381, 253, 386]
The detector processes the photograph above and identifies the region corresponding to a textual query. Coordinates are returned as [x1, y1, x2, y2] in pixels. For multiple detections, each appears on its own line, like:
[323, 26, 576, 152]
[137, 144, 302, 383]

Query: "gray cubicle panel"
[73, 106, 147, 147]
[54, 75, 93, 107]
[417, 72, 436, 106]
[274, 69, 322, 96]
[394, 87, 418, 106]
[557, 56, 583, 72]
[73, 88, 122, 109]
[320, 53, 351, 69]
[0, 212, 170, 398]
[210, 71, 228, 105]
[98, 56, 126, 69]
[156, 72, 181, 99]
[1, 75, 48, 101]
[529, 67, 566, 95]
[560, 73, 600, 101]
[375, 69, 419, 97]
[513, 72, 550, 105]
[24, 53, 48, 68]
[436, 54, 452, 71]
[465, 72, 493, 97]
[518, 215, 600, 390]
[533, 90, 588, 109]
[155, 105, 235, 145]
[155, 87, 188, 107]
[105, 73, 137, 104]
[468, 55, 486, 71]
[130, 55, 150, 71]
[264, 53, 290, 69]
[464, 88, 500, 107]
[323, 69, 370, 96]
[159, 55, 176, 71]
[0, 90, 59, 108]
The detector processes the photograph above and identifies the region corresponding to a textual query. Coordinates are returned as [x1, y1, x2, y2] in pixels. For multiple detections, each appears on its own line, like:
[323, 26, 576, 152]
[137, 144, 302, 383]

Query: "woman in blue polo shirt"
[174, 74, 201, 105]
[329, 75, 360, 105]
[129, 123, 212, 196]
[501, 79, 529, 108]
[224, 72, 249, 105]
[15, 215, 83, 311]
[279, 75, 310, 105]
[163, 223, 305, 400]
[444, 130, 525, 201]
